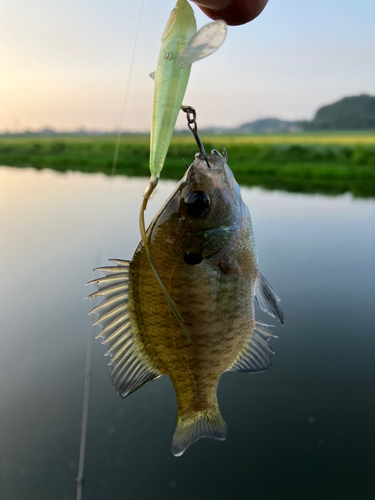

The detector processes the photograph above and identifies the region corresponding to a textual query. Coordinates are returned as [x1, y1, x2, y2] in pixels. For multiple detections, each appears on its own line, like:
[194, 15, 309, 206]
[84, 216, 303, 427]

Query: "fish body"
[89, 150, 283, 456]
[150, 0, 196, 180]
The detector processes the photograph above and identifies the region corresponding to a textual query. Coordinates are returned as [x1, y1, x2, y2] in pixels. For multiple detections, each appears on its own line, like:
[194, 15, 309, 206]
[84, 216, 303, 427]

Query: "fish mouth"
[194, 149, 224, 167]
[184, 150, 227, 194]
[190, 150, 227, 176]
[194, 152, 211, 169]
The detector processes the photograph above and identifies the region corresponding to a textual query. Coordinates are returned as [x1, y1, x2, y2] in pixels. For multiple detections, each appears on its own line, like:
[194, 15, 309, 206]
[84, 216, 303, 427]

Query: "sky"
[1, 0, 374, 132]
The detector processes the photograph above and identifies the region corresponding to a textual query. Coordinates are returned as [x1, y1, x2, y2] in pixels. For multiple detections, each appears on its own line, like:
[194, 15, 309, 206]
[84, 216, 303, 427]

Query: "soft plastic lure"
[149, 0, 226, 182]
[140, 0, 227, 338]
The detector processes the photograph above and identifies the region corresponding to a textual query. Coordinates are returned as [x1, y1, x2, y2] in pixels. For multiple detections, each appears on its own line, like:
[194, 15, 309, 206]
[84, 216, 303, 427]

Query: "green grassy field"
[1, 132, 375, 197]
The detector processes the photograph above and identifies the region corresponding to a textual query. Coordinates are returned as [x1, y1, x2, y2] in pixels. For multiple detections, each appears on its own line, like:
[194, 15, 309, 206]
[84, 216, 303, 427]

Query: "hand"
[191, 0, 269, 26]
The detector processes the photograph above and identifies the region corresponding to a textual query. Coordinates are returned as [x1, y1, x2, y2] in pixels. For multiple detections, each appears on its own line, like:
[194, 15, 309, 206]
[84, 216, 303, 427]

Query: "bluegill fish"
[88, 149, 283, 456]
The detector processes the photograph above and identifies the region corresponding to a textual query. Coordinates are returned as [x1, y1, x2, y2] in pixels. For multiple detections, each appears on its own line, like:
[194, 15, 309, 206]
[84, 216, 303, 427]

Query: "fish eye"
[185, 191, 211, 219]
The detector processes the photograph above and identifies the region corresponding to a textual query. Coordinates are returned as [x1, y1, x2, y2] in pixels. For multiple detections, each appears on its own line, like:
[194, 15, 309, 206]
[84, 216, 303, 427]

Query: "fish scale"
[131, 164, 256, 414]
[132, 258, 239, 411]
[89, 151, 283, 456]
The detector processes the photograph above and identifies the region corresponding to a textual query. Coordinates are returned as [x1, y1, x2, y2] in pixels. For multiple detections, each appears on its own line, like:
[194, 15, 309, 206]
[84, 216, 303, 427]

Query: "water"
[1, 166, 374, 500]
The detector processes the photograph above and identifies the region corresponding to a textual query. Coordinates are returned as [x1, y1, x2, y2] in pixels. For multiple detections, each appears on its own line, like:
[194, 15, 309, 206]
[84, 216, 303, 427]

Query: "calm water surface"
[1, 167, 374, 500]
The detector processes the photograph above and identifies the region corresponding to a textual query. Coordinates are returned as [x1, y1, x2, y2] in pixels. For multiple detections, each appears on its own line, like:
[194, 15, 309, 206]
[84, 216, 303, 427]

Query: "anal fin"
[87, 259, 161, 398]
[228, 322, 277, 374]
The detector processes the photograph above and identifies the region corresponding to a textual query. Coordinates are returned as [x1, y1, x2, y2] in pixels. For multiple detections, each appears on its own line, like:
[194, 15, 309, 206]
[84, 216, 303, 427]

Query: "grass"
[1, 132, 375, 197]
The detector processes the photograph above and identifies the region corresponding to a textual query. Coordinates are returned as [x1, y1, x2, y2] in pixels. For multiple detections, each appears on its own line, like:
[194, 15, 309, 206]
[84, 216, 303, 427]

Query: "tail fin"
[171, 404, 227, 457]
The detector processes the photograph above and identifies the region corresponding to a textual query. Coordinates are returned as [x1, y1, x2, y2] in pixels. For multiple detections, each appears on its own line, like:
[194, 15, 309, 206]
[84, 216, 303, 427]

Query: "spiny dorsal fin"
[177, 20, 227, 69]
[87, 259, 161, 398]
[254, 271, 284, 325]
[228, 322, 278, 374]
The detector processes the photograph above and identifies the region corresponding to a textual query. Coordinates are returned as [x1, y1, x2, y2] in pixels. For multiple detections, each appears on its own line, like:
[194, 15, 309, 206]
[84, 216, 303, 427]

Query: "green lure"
[150, 0, 227, 183]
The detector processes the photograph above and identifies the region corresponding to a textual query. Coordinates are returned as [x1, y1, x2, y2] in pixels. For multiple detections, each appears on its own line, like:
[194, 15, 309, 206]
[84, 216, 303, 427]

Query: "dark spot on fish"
[219, 261, 239, 275]
[184, 252, 202, 265]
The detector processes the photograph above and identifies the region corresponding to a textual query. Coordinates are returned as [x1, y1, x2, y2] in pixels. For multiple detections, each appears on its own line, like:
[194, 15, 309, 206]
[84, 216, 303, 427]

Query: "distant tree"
[305, 94, 375, 130]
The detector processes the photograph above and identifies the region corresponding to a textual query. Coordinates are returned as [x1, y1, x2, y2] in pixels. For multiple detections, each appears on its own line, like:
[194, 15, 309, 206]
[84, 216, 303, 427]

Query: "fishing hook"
[181, 106, 211, 168]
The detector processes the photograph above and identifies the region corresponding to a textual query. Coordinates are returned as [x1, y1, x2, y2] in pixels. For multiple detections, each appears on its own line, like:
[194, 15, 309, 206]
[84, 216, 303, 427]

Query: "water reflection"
[1, 166, 374, 500]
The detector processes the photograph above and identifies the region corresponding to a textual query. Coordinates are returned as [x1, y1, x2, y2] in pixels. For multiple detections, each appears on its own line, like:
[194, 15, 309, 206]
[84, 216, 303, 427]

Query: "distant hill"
[2, 95, 375, 137]
[235, 95, 375, 133]
[237, 118, 302, 134]
[304, 94, 375, 130]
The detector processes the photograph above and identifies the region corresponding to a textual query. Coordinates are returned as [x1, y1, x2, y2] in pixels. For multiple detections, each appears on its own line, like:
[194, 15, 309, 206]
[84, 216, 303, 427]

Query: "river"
[1, 166, 374, 500]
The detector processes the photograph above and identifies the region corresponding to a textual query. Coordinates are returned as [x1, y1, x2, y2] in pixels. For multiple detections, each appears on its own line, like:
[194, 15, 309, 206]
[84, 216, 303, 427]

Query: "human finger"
[191, 0, 269, 26]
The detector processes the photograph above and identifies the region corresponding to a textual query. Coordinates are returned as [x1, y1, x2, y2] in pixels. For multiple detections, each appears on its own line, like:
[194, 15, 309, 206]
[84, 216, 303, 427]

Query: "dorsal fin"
[254, 271, 284, 325]
[177, 20, 227, 69]
[228, 322, 277, 374]
[87, 259, 161, 398]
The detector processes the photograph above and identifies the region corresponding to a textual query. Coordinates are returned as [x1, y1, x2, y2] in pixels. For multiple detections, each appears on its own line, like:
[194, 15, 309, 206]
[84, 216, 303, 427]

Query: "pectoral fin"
[149, 71, 156, 80]
[228, 322, 277, 374]
[87, 259, 161, 398]
[177, 20, 227, 69]
[254, 271, 284, 325]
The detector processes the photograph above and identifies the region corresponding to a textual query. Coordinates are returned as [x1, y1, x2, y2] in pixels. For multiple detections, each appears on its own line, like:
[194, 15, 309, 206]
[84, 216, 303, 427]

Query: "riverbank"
[1, 132, 375, 197]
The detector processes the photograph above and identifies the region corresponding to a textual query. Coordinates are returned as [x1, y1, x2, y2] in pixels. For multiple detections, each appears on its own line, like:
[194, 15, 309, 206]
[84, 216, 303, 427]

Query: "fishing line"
[76, 247, 102, 500]
[111, 0, 145, 176]
[76, 2, 144, 497]
[76, 312, 95, 500]
[140, 190, 191, 341]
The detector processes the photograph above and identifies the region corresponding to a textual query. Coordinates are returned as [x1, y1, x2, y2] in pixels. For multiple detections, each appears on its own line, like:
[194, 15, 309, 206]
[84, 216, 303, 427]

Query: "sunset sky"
[1, 0, 374, 132]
